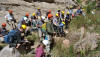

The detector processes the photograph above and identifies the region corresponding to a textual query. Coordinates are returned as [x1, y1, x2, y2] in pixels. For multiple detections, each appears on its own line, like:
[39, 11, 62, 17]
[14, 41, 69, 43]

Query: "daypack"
[4, 29, 21, 44]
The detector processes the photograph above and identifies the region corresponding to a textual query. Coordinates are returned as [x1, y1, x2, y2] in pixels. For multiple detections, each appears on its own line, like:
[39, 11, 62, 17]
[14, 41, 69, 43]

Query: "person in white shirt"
[5, 10, 16, 28]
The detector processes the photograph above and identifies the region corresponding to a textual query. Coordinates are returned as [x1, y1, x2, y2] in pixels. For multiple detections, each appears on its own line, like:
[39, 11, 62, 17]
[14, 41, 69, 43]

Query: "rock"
[0, 45, 21, 57]
[74, 33, 100, 53]
[63, 39, 70, 48]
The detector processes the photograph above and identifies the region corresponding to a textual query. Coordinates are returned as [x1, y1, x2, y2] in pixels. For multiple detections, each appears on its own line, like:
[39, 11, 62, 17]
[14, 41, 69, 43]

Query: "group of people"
[0, 6, 85, 57]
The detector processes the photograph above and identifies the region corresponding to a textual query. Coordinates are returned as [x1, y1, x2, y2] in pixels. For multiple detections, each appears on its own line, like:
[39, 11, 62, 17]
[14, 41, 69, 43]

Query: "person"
[61, 11, 65, 20]
[53, 14, 60, 36]
[24, 13, 31, 26]
[55, 13, 61, 23]
[46, 17, 54, 37]
[46, 10, 51, 18]
[0, 23, 8, 37]
[47, 14, 53, 20]
[41, 22, 46, 36]
[31, 13, 38, 31]
[35, 43, 45, 57]
[37, 18, 43, 39]
[65, 11, 70, 29]
[59, 21, 65, 36]
[5, 10, 16, 28]
[57, 9, 61, 18]
[31, 13, 37, 21]
[76, 6, 82, 15]
[4, 25, 27, 48]
[36, 8, 42, 19]
[17, 13, 30, 29]
[0, 23, 8, 42]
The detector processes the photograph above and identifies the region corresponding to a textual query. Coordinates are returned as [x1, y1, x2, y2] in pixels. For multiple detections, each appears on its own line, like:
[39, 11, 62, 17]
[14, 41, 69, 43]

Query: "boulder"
[0, 45, 21, 57]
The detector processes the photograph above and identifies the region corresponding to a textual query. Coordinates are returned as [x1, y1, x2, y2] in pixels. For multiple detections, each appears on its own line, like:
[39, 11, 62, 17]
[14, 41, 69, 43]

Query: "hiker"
[0, 23, 8, 42]
[37, 18, 43, 39]
[47, 13, 53, 21]
[35, 43, 45, 57]
[68, 6, 74, 19]
[41, 16, 47, 37]
[57, 9, 61, 18]
[65, 11, 70, 29]
[46, 10, 51, 18]
[61, 11, 65, 20]
[36, 8, 42, 20]
[59, 21, 65, 36]
[46, 16, 54, 37]
[31, 13, 38, 31]
[55, 13, 61, 23]
[4, 24, 27, 48]
[53, 14, 60, 36]
[24, 13, 31, 26]
[76, 6, 82, 15]
[42, 35, 50, 53]
[17, 13, 30, 29]
[5, 10, 16, 28]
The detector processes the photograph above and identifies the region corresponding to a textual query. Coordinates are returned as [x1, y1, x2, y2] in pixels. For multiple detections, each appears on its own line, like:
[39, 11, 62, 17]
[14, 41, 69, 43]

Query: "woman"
[35, 43, 45, 57]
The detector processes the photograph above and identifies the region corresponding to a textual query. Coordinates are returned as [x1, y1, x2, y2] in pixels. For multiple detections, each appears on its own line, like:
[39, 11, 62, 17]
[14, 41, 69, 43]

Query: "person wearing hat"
[36, 8, 42, 20]
[0, 23, 8, 42]
[57, 9, 61, 17]
[59, 21, 66, 36]
[4, 24, 27, 48]
[31, 13, 38, 31]
[47, 14, 53, 20]
[65, 11, 70, 29]
[46, 10, 52, 18]
[61, 11, 65, 20]
[5, 10, 16, 28]
[17, 13, 30, 30]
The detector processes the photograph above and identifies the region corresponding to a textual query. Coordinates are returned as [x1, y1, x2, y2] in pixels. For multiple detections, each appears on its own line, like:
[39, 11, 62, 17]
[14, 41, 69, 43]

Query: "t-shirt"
[5, 13, 15, 21]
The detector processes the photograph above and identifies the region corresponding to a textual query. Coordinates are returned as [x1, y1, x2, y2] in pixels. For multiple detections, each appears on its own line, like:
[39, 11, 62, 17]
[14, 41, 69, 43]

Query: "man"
[65, 11, 70, 29]
[47, 14, 53, 20]
[61, 11, 65, 20]
[76, 6, 82, 15]
[4, 25, 27, 48]
[17, 13, 30, 29]
[0, 23, 8, 42]
[36, 8, 42, 19]
[35, 43, 45, 57]
[46, 10, 51, 18]
[37, 18, 43, 39]
[31, 13, 38, 31]
[53, 14, 60, 36]
[5, 10, 16, 28]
